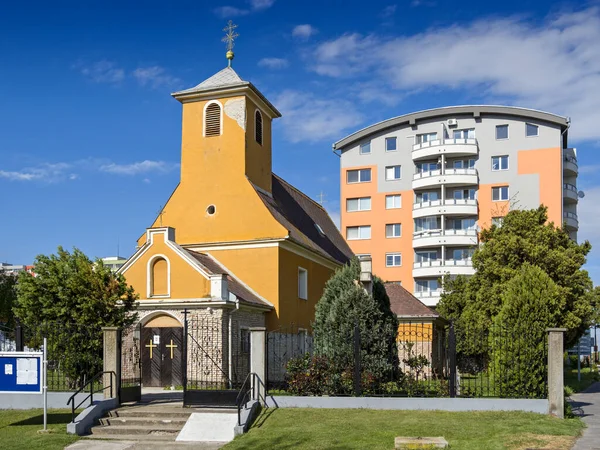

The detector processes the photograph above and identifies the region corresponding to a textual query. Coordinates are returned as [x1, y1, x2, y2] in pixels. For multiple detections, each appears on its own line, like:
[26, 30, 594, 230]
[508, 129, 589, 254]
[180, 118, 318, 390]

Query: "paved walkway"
[66, 441, 224, 449]
[570, 382, 600, 449]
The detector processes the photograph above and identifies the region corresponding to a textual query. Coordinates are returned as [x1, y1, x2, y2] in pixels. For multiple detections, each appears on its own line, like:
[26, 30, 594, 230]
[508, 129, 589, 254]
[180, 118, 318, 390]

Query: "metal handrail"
[236, 372, 257, 427]
[67, 370, 115, 423]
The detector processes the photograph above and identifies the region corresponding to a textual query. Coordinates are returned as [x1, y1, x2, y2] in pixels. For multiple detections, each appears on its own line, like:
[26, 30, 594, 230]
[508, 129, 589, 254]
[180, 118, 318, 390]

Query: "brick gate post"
[102, 327, 121, 400]
[249, 327, 266, 405]
[547, 328, 566, 418]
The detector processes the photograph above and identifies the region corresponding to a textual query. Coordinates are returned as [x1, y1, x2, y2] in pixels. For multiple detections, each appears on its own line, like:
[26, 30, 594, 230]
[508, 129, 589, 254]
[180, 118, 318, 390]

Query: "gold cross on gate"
[145, 339, 157, 359]
[166, 340, 178, 359]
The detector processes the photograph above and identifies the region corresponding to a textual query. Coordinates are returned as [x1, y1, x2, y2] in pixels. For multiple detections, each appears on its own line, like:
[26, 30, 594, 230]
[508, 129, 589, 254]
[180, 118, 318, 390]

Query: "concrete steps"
[87, 403, 239, 443]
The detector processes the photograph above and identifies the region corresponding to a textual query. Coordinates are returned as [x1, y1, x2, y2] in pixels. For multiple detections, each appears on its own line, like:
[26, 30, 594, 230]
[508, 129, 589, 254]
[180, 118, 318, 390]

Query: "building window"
[385, 194, 401, 209]
[526, 123, 539, 137]
[255, 110, 263, 145]
[492, 186, 509, 201]
[416, 251, 438, 263]
[453, 189, 476, 200]
[453, 248, 475, 261]
[386, 253, 402, 267]
[496, 125, 509, 140]
[415, 216, 441, 232]
[416, 162, 440, 173]
[452, 218, 476, 230]
[346, 226, 371, 240]
[346, 197, 371, 212]
[151, 257, 168, 296]
[492, 217, 504, 227]
[416, 132, 437, 144]
[360, 141, 371, 155]
[416, 191, 439, 203]
[386, 223, 402, 238]
[416, 279, 439, 292]
[347, 168, 371, 183]
[491, 155, 509, 171]
[385, 165, 401, 181]
[386, 137, 397, 152]
[298, 267, 308, 300]
[453, 129, 475, 139]
[205, 102, 222, 137]
[240, 328, 250, 353]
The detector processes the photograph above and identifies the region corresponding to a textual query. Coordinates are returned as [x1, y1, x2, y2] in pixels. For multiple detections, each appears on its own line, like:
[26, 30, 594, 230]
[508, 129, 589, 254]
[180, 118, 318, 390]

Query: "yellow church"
[117, 39, 353, 391]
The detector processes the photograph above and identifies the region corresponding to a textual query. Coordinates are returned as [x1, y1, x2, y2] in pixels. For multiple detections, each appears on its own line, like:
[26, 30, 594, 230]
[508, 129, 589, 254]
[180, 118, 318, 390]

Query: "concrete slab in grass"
[395, 436, 448, 449]
[176, 412, 237, 442]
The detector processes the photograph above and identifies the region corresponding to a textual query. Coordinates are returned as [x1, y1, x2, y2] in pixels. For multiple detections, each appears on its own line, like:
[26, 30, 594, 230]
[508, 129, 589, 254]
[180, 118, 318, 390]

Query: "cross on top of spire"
[222, 20, 239, 67]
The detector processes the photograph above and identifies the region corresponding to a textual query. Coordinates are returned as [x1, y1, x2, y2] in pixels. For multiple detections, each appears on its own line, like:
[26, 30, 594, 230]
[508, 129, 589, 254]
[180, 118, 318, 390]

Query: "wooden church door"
[141, 327, 183, 387]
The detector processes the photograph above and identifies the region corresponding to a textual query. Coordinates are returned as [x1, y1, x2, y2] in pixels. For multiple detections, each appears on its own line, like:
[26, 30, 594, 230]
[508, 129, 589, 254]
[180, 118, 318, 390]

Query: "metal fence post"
[15, 321, 24, 352]
[448, 322, 457, 398]
[353, 324, 361, 396]
[182, 309, 189, 405]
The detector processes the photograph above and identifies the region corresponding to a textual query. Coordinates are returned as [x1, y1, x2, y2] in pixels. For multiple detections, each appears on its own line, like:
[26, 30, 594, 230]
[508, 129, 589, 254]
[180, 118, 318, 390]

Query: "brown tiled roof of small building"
[384, 282, 439, 318]
[254, 174, 354, 265]
[185, 250, 273, 309]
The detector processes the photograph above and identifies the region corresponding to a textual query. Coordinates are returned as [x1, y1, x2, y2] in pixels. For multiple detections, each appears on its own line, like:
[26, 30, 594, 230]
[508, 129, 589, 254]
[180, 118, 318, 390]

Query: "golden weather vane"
[222, 20, 239, 67]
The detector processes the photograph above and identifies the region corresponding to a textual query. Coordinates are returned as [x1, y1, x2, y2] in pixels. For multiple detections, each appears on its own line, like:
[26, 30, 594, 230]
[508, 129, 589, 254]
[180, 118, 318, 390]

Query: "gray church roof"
[171, 66, 281, 117]
[172, 67, 248, 96]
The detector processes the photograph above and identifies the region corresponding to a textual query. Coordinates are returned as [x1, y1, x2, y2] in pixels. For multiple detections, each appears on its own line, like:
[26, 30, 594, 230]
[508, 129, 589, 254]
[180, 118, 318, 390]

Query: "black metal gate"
[119, 325, 141, 403]
[182, 311, 250, 407]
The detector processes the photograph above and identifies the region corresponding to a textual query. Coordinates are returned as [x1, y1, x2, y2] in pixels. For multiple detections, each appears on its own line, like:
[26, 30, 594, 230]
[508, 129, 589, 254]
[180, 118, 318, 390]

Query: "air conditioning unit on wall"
[447, 119, 458, 127]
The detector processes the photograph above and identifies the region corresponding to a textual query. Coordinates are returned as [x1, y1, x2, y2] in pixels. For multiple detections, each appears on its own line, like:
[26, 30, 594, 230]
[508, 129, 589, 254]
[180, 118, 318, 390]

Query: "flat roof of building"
[333, 105, 569, 150]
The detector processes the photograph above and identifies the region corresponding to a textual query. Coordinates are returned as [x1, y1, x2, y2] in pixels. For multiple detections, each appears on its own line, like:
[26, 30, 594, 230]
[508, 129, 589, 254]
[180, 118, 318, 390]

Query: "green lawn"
[565, 366, 600, 393]
[225, 408, 584, 450]
[0, 409, 80, 450]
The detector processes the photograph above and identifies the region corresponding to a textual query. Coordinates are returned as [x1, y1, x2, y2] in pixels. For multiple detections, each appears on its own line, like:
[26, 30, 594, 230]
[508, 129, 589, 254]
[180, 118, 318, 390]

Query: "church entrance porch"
[141, 315, 183, 388]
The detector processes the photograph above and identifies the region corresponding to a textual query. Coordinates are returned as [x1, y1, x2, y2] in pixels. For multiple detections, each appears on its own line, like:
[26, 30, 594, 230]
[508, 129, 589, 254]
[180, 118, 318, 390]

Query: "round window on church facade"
[207, 205, 216, 215]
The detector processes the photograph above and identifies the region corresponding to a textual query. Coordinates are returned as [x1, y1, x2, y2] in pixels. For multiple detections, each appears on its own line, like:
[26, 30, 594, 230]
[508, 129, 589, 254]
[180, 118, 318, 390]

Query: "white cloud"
[74, 60, 125, 84]
[250, 0, 275, 9]
[258, 57, 289, 69]
[214, 0, 275, 17]
[309, 7, 600, 143]
[213, 6, 249, 18]
[292, 24, 318, 40]
[0, 163, 73, 183]
[273, 90, 363, 143]
[380, 5, 397, 18]
[99, 160, 180, 175]
[132, 66, 182, 89]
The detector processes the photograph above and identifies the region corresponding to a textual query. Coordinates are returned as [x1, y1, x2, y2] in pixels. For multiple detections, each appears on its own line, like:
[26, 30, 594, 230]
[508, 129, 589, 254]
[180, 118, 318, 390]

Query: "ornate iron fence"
[266, 320, 548, 399]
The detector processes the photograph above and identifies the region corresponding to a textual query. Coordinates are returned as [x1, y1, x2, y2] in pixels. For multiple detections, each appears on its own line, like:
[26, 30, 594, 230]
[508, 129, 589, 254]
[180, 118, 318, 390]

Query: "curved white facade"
[412, 168, 478, 190]
[413, 199, 478, 218]
[413, 229, 478, 248]
[412, 260, 475, 278]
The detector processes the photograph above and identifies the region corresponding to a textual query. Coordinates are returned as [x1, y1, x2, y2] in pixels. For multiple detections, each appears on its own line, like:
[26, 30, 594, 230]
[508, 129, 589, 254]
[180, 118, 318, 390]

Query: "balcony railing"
[414, 290, 442, 299]
[413, 228, 477, 238]
[564, 211, 578, 220]
[564, 155, 578, 166]
[413, 168, 477, 180]
[564, 183, 578, 193]
[413, 258, 473, 269]
[412, 137, 477, 151]
[413, 198, 477, 210]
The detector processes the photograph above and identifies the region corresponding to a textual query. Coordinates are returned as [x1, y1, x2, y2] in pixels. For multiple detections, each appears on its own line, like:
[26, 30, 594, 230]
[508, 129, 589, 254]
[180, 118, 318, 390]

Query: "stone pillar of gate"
[249, 327, 266, 405]
[102, 327, 121, 400]
[547, 328, 566, 418]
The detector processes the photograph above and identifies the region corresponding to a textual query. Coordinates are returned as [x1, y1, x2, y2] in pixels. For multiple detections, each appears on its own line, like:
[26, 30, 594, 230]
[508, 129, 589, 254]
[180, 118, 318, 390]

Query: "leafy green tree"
[313, 257, 399, 388]
[13, 247, 138, 385]
[438, 206, 593, 347]
[0, 271, 17, 328]
[492, 264, 562, 397]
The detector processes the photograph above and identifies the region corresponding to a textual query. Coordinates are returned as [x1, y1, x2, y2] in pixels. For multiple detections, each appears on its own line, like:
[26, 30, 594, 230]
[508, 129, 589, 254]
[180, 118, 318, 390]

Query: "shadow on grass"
[10, 413, 73, 426]
[251, 407, 277, 429]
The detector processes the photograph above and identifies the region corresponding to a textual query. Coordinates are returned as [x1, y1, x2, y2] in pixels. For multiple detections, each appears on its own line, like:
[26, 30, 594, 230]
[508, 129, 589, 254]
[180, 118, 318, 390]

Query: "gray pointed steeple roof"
[173, 67, 248, 96]
[171, 66, 281, 117]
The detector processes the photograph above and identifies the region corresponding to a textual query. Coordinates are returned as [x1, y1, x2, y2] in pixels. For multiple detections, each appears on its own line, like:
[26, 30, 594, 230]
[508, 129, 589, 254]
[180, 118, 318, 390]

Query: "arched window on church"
[255, 110, 263, 145]
[151, 257, 169, 296]
[205, 102, 222, 137]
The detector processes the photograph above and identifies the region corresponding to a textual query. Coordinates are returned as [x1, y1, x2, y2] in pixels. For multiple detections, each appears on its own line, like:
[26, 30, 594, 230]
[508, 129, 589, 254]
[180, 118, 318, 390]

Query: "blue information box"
[0, 352, 43, 394]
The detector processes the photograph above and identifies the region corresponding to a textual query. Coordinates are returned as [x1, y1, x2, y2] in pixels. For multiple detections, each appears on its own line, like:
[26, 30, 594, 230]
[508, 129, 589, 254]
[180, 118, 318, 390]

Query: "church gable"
[120, 228, 213, 300]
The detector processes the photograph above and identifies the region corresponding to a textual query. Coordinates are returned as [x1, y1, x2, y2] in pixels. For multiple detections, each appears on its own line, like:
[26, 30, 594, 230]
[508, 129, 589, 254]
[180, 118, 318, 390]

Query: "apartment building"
[334, 106, 578, 306]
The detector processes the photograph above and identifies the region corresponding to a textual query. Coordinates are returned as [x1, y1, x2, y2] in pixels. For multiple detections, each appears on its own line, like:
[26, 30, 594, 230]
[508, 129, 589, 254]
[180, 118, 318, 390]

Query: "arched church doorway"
[141, 313, 183, 387]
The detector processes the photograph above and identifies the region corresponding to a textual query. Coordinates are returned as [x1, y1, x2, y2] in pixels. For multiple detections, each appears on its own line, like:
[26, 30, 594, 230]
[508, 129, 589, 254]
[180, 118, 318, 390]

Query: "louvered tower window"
[205, 102, 221, 137]
[255, 110, 263, 145]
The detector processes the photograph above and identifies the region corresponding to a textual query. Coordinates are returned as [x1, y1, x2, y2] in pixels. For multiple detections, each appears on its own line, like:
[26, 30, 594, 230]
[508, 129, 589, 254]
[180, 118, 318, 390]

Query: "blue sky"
[2, 0, 600, 282]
